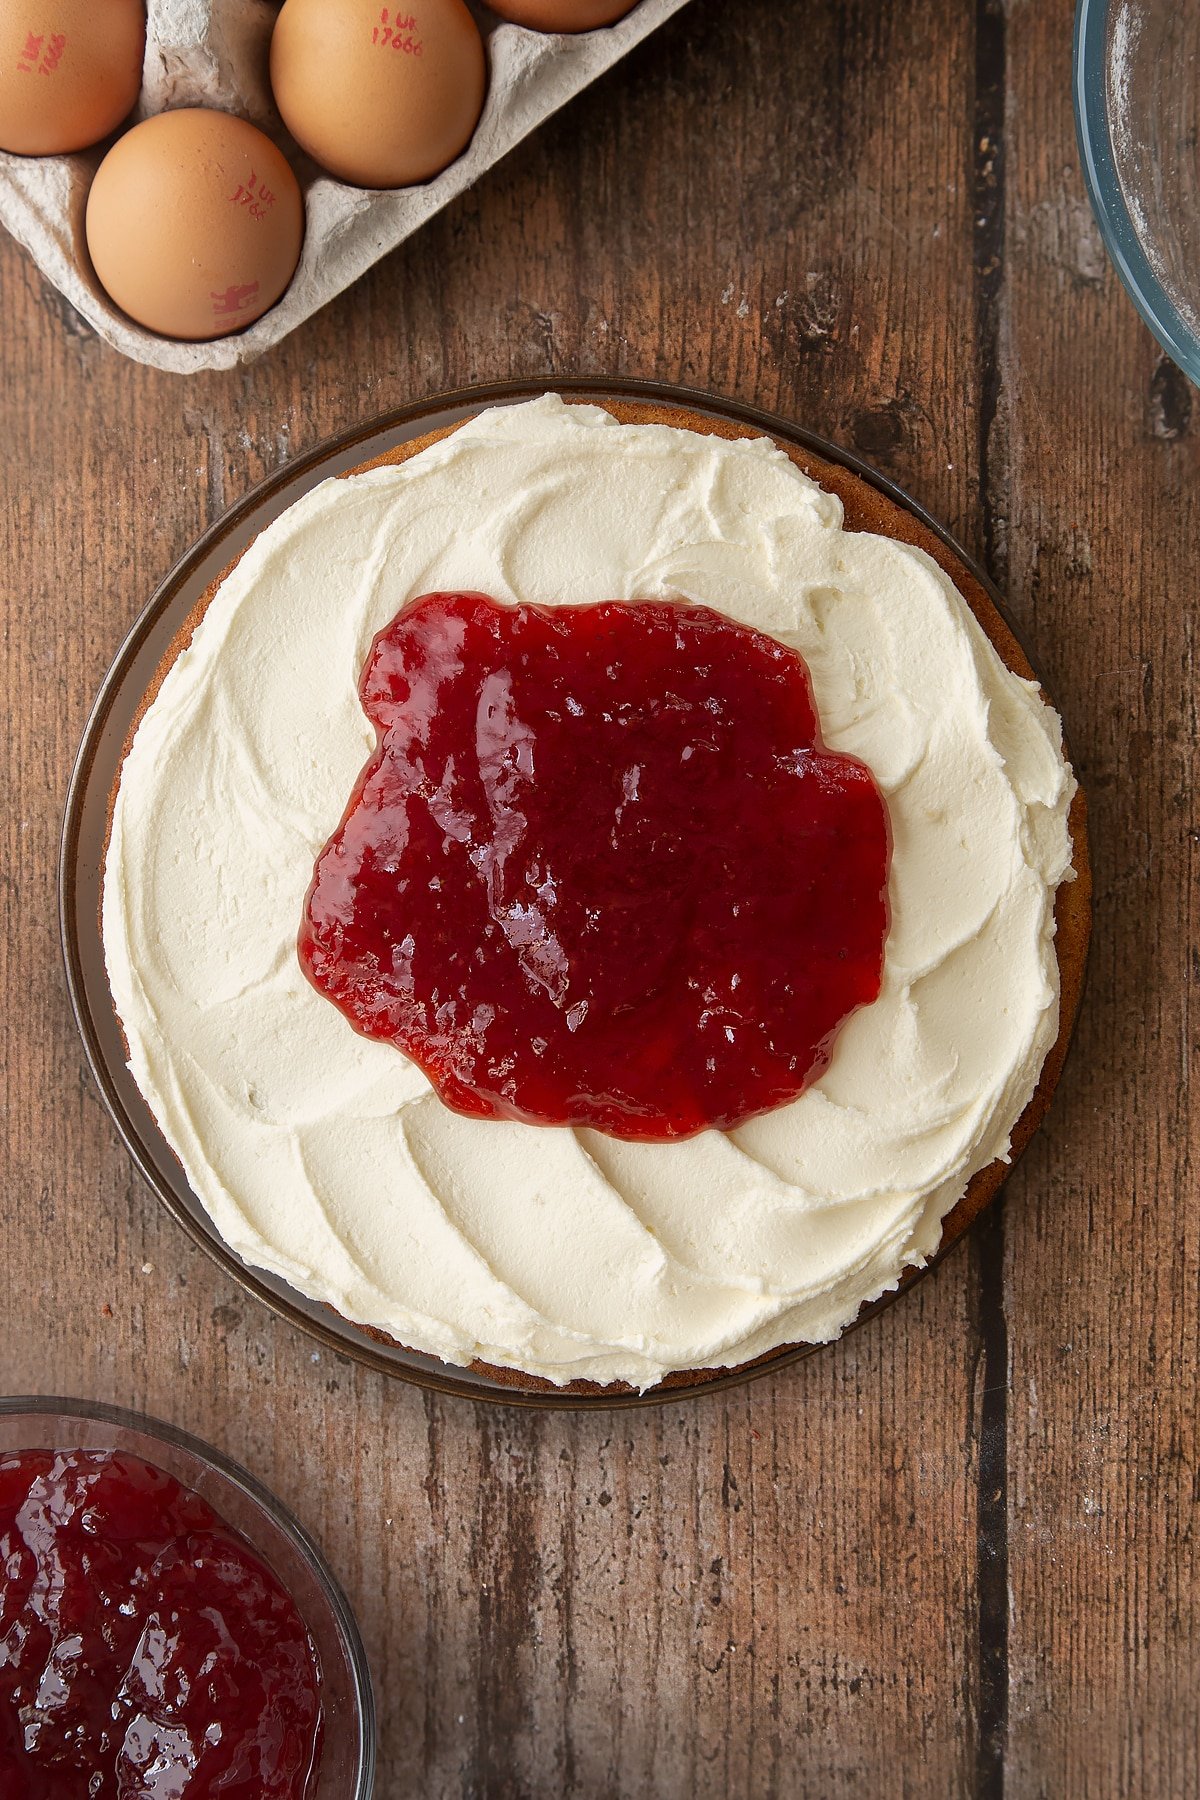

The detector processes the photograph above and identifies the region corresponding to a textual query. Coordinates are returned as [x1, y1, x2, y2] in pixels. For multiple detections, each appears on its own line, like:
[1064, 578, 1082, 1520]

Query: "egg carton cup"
[0, 0, 689, 373]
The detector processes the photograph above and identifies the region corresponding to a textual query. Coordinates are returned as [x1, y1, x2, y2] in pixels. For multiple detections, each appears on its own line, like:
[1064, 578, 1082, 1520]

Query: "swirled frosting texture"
[103, 397, 1075, 1388]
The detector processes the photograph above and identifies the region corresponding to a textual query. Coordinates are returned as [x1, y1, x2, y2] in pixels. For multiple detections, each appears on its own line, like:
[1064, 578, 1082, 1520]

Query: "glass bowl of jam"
[0, 1396, 375, 1799]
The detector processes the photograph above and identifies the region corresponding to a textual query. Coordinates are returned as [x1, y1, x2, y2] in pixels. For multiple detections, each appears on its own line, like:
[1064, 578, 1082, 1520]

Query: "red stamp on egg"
[212, 280, 260, 319]
[372, 7, 423, 54]
[16, 31, 43, 73]
[228, 169, 277, 222]
[39, 31, 66, 74]
[17, 30, 66, 75]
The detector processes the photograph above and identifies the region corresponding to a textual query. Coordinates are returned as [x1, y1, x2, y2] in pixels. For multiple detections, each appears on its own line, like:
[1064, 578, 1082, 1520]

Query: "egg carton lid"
[0, 0, 691, 373]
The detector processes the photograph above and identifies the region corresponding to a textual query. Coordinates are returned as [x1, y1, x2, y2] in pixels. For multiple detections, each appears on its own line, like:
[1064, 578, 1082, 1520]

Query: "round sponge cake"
[106, 396, 1091, 1398]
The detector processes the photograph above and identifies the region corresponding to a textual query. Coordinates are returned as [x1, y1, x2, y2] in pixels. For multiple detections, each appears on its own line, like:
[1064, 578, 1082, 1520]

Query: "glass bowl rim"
[1073, 0, 1200, 384]
[0, 1393, 376, 1798]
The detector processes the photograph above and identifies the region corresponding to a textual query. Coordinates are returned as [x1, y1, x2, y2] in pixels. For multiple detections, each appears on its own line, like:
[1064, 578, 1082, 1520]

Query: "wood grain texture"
[0, 0, 1189, 1794]
[998, 5, 1200, 1799]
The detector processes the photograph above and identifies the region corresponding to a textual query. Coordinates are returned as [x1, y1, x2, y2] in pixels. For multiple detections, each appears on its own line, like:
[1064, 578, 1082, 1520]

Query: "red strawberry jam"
[0, 1449, 323, 1799]
[300, 592, 890, 1140]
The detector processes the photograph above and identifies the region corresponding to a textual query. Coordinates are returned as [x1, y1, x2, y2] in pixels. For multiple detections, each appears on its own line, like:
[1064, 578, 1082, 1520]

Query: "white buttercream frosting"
[103, 396, 1075, 1388]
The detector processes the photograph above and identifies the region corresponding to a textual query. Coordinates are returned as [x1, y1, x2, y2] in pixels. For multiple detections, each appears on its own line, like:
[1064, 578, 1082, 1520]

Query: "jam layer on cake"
[299, 591, 890, 1140]
[0, 1449, 323, 1798]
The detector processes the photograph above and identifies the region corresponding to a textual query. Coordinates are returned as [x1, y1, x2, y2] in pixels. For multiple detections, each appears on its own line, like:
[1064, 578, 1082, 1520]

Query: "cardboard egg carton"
[0, 0, 690, 372]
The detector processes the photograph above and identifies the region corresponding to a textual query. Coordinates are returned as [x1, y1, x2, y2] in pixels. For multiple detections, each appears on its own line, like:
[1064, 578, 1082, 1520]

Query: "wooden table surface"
[2, 1, 1197, 1794]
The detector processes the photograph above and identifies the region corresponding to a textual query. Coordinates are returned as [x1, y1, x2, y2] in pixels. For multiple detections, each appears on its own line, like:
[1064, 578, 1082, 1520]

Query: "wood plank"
[999, 3, 1200, 1797]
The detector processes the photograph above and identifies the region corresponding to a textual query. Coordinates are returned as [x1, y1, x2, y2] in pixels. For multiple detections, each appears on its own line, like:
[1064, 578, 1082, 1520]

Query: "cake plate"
[60, 378, 1091, 1408]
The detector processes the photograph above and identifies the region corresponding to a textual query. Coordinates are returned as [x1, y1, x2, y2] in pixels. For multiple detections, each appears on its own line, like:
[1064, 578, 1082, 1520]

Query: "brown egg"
[486, 0, 638, 28]
[85, 109, 304, 341]
[0, 0, 144, 155]
[270, 0, 486, 189]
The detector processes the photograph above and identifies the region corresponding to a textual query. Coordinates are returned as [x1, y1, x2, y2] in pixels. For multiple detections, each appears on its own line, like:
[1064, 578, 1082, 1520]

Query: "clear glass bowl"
[1075, 0, 1200, 381]
[0, 1397, 375, 1799]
